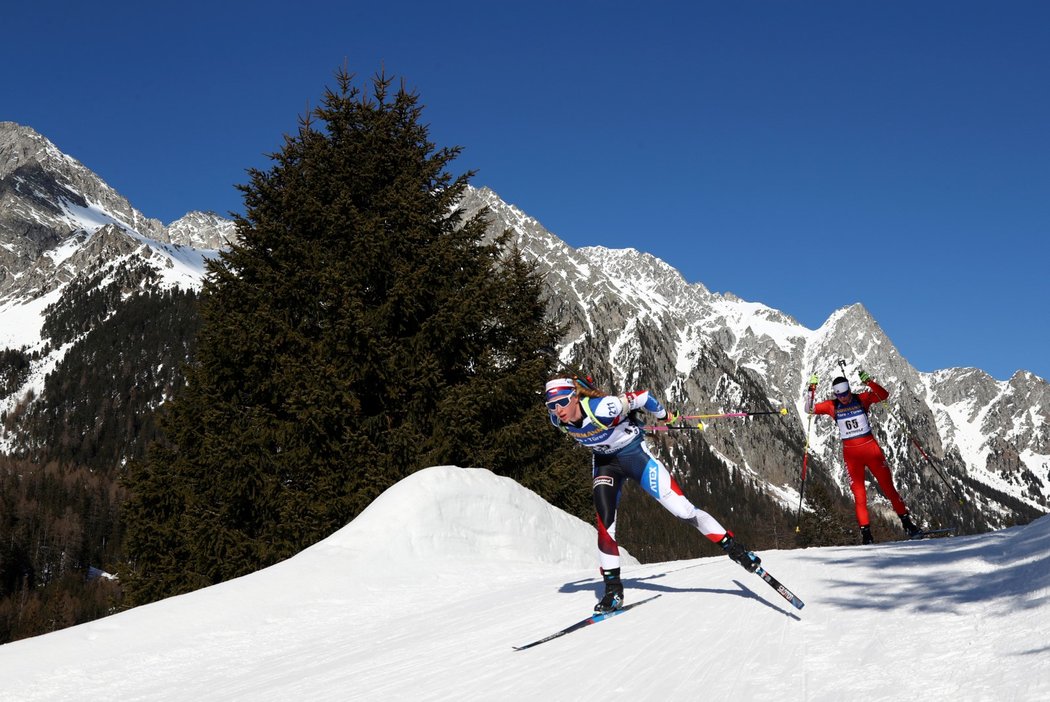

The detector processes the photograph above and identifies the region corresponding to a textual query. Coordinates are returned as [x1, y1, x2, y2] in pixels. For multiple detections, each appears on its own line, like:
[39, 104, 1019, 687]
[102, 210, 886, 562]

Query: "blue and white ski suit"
[552, 390, 730, 570]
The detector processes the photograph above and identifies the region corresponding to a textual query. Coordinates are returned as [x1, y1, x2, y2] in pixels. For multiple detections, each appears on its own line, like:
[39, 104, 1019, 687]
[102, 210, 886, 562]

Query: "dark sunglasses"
[545, 393, 575, 411]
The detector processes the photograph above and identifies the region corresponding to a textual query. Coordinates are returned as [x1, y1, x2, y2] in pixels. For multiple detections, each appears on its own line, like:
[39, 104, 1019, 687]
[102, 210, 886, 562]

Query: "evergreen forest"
[0, 284, 199, 641]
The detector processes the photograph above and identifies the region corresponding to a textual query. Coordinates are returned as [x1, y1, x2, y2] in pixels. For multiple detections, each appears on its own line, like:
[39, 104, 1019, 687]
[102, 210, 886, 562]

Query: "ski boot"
[900, 513, 924, 539]
[719, 534, 761, 573]
[594, 567, 624, 613]
[860, 525, 874, 545]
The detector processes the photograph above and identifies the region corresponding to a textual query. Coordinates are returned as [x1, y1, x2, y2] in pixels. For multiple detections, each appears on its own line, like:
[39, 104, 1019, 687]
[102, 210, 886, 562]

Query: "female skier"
[545, 375, 761, 613]
[805, 371, 923, 544]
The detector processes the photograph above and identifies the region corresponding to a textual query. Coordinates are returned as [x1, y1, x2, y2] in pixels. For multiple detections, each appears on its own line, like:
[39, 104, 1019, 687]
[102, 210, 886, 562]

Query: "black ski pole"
[891, 409, 966, 505]
[881, 398, 961, 503]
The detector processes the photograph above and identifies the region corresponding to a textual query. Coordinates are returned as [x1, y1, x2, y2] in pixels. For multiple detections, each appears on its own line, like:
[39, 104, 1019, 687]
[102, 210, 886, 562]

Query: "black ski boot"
[594, 567, 624, 613]
[900, 513, 923, 539]
[719, 534, 761, 573]
[860, 525, 874, 545]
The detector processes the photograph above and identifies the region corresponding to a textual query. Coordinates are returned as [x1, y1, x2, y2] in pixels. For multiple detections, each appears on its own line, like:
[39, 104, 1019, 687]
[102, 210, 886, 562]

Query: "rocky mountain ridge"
[457, 186, 1049, 526]
[0, 122, 232, 303]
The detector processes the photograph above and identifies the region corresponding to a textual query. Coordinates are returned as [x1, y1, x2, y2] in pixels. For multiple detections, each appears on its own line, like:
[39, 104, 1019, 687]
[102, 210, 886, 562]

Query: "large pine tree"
[122, 68, 585, 605]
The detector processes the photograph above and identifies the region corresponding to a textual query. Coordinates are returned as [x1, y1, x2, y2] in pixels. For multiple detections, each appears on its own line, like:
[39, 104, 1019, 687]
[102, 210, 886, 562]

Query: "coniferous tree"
[122, 68, 576, 604]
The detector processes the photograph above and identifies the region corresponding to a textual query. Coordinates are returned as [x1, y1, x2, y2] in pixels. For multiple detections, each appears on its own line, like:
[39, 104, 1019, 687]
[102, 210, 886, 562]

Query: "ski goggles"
[545, 392, 575, 411]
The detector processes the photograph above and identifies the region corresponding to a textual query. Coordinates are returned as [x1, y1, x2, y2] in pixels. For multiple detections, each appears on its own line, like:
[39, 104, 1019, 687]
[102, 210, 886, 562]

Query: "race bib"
[835, 406, 871, 440]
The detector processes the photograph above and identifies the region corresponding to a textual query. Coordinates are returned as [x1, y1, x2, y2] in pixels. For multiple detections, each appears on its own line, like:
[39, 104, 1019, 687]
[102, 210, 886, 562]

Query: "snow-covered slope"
[1, 466, 1046, 701]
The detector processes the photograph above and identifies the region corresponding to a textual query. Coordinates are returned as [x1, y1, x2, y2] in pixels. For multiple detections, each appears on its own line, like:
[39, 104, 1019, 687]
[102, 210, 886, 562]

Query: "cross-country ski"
[513, 594, 663, 651]
[910, 527, 956, 540]
[754, 566, 805, 609]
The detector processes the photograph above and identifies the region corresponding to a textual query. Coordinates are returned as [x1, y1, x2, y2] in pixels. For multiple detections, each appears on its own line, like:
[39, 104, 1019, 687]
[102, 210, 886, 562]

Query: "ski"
[513, 594, 662, 651]
[910, 527, 956, 540]
[754, 566, 805, 610]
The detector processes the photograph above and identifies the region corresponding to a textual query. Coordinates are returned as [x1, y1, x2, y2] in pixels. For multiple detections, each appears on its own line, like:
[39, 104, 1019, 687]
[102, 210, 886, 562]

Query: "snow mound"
[305, 465, 636, 573]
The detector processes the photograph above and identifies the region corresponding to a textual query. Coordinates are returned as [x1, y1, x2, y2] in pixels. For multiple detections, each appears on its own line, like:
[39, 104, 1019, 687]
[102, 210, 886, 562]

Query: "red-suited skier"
[804, 371, 923, 544]
[544, 375, 761, 613]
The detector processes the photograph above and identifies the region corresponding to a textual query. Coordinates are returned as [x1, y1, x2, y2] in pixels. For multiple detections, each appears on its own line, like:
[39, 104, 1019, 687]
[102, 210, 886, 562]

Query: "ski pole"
[885, 403, 966, 505]
[795, 377, 816, 533]
[678, 408, 789, 420]
[644, 422, 704, 432]
[908, 434, 965, 504]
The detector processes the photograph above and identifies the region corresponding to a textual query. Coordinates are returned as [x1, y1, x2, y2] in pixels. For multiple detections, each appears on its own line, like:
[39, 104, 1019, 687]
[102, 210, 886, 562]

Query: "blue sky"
[5, 1, 1048, 381]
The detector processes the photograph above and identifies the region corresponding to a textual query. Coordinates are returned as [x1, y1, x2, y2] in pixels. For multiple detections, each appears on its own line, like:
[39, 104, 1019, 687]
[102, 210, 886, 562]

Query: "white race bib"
[835, 405, 871, 440]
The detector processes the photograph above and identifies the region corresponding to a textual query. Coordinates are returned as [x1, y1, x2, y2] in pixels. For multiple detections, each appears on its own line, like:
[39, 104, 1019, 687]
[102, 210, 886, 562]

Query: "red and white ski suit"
[808, 380, 910, 527]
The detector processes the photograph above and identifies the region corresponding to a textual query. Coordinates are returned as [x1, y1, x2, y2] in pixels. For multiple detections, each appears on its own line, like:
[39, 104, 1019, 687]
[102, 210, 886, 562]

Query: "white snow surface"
[2, 465, 1047, 701]
[0, 290, 60, 351]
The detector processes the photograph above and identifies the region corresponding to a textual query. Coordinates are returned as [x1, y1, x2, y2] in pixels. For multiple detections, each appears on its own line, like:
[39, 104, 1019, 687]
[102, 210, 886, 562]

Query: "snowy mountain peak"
[0, 121, 82, 179]
[166, 210, 237, 249]
[0, 121, 166, 244]
[1, 123, 225, 305]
